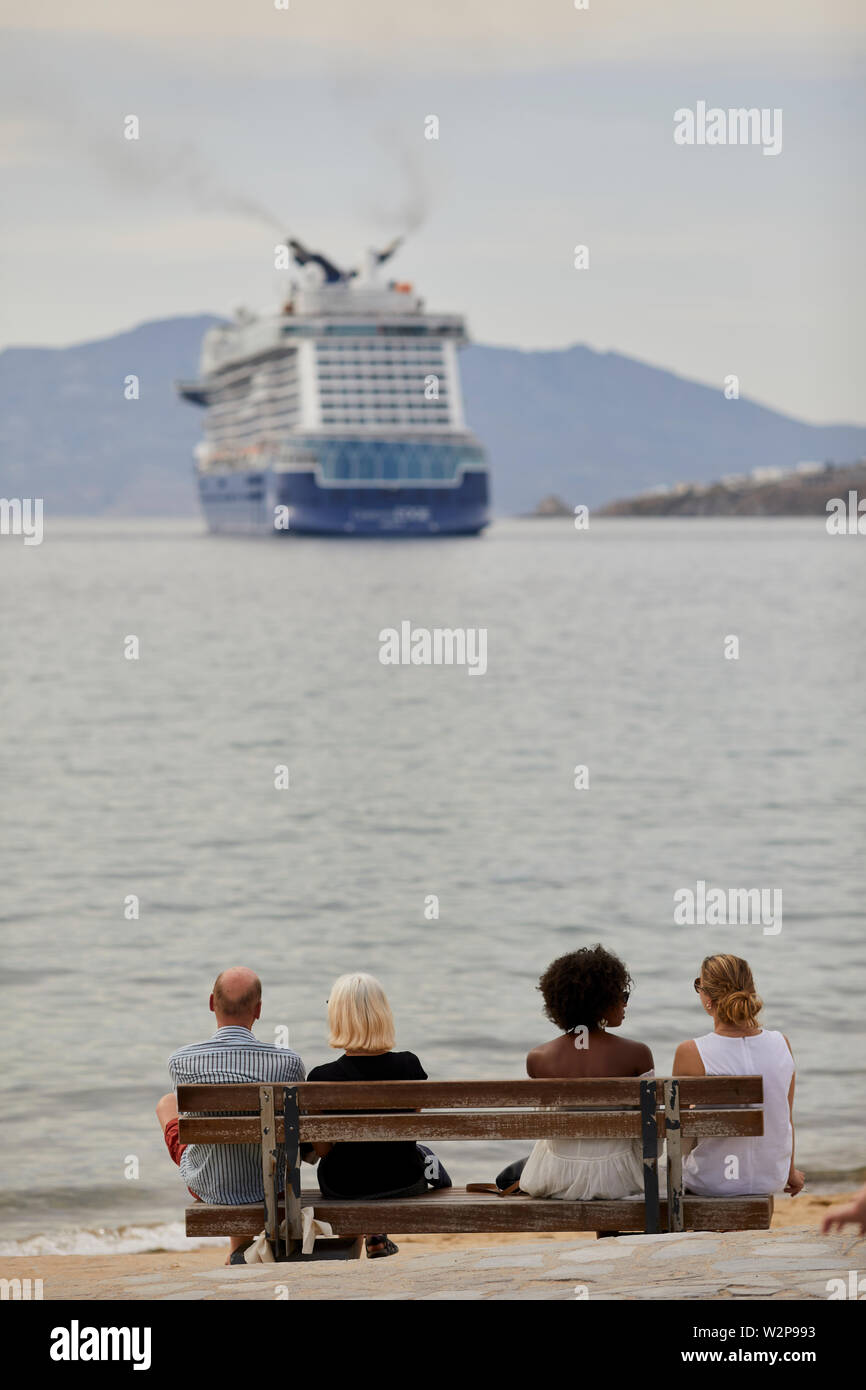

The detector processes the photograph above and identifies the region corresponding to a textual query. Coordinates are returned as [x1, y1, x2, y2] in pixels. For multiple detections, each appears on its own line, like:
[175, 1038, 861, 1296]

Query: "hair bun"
[718, 985, 762, 1027]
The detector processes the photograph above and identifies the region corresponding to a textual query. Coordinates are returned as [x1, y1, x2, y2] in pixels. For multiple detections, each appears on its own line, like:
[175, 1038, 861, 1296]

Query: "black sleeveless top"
[307, 1051, 427, 1196]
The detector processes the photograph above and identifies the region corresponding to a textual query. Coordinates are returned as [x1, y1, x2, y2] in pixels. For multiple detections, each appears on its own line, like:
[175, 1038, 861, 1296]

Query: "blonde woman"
[308, 973, 443, 1258]
[673, 954, 805, 1200]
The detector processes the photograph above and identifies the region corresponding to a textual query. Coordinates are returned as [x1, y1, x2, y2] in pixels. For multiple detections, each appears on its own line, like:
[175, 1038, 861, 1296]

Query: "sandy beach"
[4, 1190, 861, 1301]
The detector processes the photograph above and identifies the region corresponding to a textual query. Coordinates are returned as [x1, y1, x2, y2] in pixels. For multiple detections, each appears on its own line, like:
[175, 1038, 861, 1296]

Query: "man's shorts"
[163, 1116, 201, 1200]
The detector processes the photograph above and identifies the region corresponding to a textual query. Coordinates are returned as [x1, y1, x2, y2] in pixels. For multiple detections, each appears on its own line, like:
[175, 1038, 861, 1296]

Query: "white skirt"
[519, 1138, 646, 1201]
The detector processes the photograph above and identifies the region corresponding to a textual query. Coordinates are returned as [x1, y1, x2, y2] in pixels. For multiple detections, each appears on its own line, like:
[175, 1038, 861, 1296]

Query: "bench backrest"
[177, 1076, 764, 1144]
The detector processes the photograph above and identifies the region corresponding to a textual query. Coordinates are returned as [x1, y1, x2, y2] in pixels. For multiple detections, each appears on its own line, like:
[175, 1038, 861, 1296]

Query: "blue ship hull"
[199, 468, 490, 536]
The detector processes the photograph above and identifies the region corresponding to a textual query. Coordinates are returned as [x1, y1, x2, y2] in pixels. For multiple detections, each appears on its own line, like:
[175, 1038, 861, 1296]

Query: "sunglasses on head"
[693, 977, 704, 993]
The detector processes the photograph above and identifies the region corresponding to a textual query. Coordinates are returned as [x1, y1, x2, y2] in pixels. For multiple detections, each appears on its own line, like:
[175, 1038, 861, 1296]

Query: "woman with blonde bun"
[673, 954, 805, 1199]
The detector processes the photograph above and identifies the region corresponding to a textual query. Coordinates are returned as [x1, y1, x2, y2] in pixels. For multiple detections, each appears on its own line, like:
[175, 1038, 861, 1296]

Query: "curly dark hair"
[538, 945, 632, 1032]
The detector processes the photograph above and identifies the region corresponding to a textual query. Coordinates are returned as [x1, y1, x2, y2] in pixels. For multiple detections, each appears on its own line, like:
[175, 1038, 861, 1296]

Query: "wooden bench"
[177, 1076, 771, 1259]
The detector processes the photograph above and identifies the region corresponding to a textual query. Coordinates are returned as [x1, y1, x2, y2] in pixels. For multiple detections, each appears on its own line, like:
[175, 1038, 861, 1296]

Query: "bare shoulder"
[673, 1039, 704, 1075]
[613, 1034, 654, 1072]
[526, 1038, 557, 1076]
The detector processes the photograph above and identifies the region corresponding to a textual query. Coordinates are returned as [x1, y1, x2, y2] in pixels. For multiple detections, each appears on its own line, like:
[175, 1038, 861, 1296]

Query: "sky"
[1, 0, 864, 422]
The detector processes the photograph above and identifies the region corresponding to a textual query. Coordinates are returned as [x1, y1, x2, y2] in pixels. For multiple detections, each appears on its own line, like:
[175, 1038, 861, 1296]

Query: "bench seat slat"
[185, 1189, 772, 1237]
[177, 1108, 763, 1145]
[177, 1076, 763, 1113]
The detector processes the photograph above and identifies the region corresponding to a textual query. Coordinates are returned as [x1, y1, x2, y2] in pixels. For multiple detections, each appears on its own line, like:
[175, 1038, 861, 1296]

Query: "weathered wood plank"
[177, 1076, 763, 1113]
[185, 1190, 772, 1237]
[178, 1107, 763, 1145]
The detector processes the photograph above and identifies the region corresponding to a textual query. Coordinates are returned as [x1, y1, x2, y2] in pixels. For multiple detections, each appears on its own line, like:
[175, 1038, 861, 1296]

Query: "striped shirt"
[168, 1026, 305, 1205]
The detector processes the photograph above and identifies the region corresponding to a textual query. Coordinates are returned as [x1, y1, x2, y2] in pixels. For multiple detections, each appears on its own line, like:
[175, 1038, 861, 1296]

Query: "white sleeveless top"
[682, 1030, 793, 1196]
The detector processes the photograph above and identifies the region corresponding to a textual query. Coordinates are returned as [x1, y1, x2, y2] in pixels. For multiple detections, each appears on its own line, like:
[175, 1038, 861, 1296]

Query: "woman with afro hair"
[494, 944, 654, 1199]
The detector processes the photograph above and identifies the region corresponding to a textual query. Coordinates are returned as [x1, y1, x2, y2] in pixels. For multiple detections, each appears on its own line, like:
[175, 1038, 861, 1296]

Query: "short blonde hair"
[327, 973, 395, 1053]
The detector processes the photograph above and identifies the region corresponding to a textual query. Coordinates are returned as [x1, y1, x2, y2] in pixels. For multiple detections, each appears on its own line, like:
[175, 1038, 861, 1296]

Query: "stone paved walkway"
[103, 1228, 866, 1300]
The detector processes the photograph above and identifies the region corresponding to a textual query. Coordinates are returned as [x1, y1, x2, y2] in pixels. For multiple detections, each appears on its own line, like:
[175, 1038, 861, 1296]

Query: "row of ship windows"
[318, 389, 449, 399]
[317, 374, 446, 384]
[316, 354, 444, 362]
[211, 388, 300, 403]
[209, 390, 301, 410]
[208, 368, 297, 393]
[209, 412, 300, 429]
[208, 400, 449, 420]
[208, 410, 451, 435]
[205, 426, 457, 447]
[319, 409, 451, 419]
[317, 459, 469, 481]
[316, 360, 444, 370]
[209, 390, 442, 415]
[319, 403, 450, 412]
[319, 415, 450, 426]
[285, 324, 454, 336]
[314, 341, 446, 350]
[315, 354, 445, 363]
[206, 417, 300, 440]
[209, 391, 300, 411]
[215, 363, 300, 382]
[208, 427, 301, 443]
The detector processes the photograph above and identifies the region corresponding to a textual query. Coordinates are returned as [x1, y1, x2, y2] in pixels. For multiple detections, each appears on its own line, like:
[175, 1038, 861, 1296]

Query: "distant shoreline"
[597, 460, 866, 518]
[519, 462, 866, 520]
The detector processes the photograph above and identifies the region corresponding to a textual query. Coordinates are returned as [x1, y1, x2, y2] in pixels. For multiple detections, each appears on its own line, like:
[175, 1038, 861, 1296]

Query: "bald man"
[156, 967, 304, 1258]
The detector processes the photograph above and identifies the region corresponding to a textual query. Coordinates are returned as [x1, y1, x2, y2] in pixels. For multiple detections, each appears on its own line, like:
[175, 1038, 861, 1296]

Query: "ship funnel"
[285, 237, 351, 284]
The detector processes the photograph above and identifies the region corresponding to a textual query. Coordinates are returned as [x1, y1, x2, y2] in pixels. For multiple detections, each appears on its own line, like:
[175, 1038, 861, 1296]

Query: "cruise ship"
[176, 237, 491, 536]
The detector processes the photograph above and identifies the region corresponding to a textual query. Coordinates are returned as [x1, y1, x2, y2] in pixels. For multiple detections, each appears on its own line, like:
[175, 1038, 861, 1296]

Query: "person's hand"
[784, 1167, 805, 1196]
[821, 1183, 866, 1235]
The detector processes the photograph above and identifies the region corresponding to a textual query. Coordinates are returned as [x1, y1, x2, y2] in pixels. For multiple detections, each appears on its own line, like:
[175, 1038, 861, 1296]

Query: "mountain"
[459, 345, 866, 513]
[0, 317, 216, 517]
[1, 317, 864, 516]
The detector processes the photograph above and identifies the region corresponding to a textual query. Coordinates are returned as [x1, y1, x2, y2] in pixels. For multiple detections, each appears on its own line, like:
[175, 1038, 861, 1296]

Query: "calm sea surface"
[1, 517, 864, 1246]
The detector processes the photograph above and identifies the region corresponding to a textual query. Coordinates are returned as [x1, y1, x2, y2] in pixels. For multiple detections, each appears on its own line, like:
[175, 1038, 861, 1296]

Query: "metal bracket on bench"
[639, 1079, 660, 1235]
[283, 1085, 303, 1254]
[259, 1087, 281, 1252]
[664, 1078, 684, 1233]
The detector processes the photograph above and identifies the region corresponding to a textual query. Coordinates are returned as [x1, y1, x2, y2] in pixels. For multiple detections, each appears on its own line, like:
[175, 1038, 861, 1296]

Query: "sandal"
[228, 1241, 255, 1265]
[365, 1235, 399, 1258]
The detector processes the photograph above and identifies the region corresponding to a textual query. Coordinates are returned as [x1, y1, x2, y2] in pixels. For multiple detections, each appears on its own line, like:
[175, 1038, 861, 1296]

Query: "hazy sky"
[2, 1, 864, 422]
